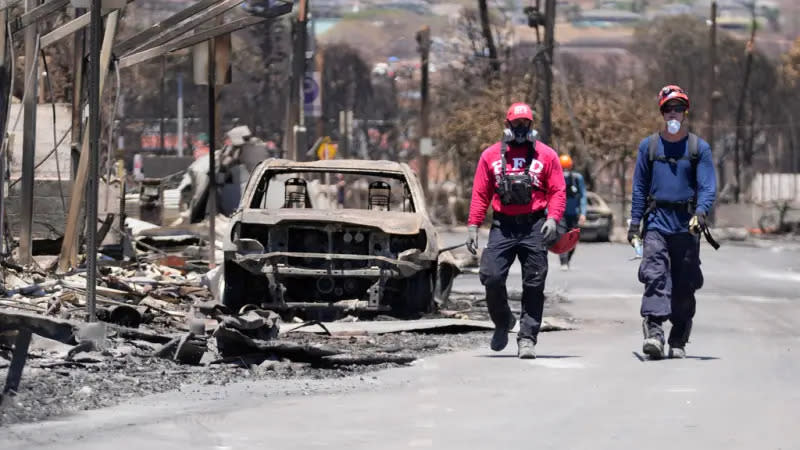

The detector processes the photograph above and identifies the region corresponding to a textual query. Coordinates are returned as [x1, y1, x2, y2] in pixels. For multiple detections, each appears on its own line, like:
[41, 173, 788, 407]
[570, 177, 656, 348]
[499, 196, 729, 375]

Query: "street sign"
[419, 137, 434, 156]
[304, 71, 322, 118]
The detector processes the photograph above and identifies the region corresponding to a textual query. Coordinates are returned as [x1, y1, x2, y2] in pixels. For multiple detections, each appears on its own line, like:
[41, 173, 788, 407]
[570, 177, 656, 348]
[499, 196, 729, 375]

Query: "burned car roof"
[259, 158, 410, 174]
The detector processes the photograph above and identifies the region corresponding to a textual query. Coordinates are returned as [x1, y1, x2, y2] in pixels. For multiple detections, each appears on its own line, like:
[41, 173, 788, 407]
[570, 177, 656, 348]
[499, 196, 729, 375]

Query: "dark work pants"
[479, 216, 550, 343]
[638, 230, 704, 347]
[559, 215, 580, 265]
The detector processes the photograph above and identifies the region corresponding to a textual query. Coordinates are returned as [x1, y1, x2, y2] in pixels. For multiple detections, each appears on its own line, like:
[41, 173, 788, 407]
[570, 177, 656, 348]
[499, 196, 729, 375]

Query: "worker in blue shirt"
[627, 85, 717, 360]
[558, 154, 586, 271]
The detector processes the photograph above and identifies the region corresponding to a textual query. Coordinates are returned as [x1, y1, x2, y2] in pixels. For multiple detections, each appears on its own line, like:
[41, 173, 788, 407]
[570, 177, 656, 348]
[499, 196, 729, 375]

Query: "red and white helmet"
[549, 228, 581, 255]
[657, 85, 690, 110]
[506, 102, 534, 122]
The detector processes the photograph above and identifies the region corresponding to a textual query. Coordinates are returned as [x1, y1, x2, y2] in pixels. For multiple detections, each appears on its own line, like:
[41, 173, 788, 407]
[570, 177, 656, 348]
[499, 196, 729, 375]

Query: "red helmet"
[549, 228, 581, 255]
[506, 102, 534, 122]
[657, 85, 690, 110]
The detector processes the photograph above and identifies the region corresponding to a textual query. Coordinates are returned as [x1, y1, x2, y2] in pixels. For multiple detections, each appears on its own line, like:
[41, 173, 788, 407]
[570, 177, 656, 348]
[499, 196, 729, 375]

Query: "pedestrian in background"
[558, 154, 586, 271]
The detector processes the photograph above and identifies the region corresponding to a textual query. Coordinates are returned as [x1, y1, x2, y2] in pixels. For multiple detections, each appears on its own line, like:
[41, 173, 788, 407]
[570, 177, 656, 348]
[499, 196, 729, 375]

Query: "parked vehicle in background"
[580, 191, 614, 242]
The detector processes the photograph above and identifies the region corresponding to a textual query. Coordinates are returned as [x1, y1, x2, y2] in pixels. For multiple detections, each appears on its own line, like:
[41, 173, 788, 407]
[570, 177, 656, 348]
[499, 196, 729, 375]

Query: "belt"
[493, 211, 545, 224]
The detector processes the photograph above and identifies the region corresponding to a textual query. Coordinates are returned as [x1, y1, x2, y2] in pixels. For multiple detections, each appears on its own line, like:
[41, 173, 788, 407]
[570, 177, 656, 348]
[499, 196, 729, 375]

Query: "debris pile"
[0, 258, 439, 374]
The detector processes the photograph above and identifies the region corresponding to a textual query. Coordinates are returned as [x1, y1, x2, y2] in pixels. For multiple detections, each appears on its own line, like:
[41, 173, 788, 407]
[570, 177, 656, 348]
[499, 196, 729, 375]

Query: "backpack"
[644, 132, 720, 250]
[565, 171, 581, 199]
[497, 140, 541, 205]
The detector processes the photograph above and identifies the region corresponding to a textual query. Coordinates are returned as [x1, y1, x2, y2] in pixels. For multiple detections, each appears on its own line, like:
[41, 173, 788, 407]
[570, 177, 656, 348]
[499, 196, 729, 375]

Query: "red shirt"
[468, 140, 566, 226]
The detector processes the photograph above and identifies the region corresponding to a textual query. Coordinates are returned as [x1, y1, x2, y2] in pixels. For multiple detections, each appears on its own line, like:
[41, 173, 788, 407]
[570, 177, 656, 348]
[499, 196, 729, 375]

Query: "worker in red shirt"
[466, 102, 566, 359]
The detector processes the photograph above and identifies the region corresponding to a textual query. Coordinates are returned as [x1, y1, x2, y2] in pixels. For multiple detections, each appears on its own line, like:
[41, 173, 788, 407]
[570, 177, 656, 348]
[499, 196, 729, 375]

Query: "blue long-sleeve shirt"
[564, 170, 587, 218]
[630, 134, 716, 235]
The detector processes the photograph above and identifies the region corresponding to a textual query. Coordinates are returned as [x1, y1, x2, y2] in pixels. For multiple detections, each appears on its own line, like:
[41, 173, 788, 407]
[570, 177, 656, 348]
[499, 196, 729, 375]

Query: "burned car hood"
[239, 208, 425, 235]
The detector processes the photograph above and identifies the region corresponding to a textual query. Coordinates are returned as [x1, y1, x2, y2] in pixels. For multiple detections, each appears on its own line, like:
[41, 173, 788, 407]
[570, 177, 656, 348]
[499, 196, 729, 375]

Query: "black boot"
[642, 317, 665, 360]
[491, 313, 517, 351]
[668, 320, 692, 359]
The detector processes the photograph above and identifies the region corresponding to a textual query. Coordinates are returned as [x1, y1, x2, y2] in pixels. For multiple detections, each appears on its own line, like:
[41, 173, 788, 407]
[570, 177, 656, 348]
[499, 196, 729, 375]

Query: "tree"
[631, 15, 783, 200]
[784, 38, 800, 87]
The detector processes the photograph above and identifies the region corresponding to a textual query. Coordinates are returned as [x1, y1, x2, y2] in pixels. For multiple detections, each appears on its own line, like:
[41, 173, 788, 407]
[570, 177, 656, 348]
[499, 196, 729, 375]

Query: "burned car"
[221, 159, 459, 317]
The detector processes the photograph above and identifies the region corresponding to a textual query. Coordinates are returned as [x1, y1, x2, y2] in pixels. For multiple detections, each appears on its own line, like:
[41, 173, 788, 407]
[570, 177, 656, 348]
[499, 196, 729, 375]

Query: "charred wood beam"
[0, 310, 75, 343]
[113, 0, 226, 55]
[105, 323, 175, 343]
[118, 16, 263, 68]
[120, 0, 244, 56]
[40, 2, 131, 48]
[2, 328, 31, 397]
[0, 0, 23, 11]
[10, 0, 70, 34]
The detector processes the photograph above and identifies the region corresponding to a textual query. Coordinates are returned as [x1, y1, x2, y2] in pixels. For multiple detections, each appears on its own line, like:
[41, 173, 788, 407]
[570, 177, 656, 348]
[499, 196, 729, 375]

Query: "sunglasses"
[661, 105, 687, 114]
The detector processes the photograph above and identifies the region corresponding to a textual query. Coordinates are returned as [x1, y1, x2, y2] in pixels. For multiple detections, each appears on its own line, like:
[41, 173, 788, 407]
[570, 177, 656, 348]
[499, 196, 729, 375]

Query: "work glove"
[541, 218, 557, 242]
[627, 221, 640, 245]
[689, 212, 706, 235]
[466, 225, 479, 255]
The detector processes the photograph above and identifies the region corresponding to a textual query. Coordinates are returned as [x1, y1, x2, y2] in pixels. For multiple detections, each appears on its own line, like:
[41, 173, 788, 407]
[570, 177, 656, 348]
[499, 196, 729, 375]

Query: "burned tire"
[387, 270, 435, 319]
[221, 262, 270, 314]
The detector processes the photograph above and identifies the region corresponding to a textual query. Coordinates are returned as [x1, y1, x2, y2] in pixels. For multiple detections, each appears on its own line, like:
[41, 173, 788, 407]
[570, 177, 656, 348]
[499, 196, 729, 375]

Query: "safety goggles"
[661, 104, 687, 114]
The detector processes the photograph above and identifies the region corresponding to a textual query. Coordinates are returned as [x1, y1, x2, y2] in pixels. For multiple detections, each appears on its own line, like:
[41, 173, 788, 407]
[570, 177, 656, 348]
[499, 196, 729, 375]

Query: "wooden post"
[71, 10, 85, 179]
[416, 25, 430, 197]
[85, 0, 102, 321]
[733, 2, 757, 203]
[0, 11, 8, 259]
[477, 0, 499, 74]
[207, 36, 217, 269]
[2, 329, 32, 396]
[708, 1, 719, 220]
[57, 11, 119, 273]
[19, 0, 40, 265]
[541, 0, 556, 145]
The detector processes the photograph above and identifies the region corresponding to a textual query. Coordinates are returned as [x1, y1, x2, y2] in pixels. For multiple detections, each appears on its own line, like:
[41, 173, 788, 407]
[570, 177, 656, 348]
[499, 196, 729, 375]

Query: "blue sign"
[303, 75, 319, 105]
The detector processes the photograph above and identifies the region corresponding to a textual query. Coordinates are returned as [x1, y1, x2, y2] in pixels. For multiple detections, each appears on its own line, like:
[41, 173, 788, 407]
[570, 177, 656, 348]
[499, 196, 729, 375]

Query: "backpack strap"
[500, 140, 508, 177]
[647, 132, 660, 166]
[500, 140, 538, 174]
[649, 132, 699, 166]
[688, 132, 699, 166]
[524, 140, 537, 172]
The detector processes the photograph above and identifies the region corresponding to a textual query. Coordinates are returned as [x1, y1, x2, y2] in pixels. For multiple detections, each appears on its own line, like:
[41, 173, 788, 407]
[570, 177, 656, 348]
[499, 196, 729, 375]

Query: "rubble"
[0, 220, 575, 425]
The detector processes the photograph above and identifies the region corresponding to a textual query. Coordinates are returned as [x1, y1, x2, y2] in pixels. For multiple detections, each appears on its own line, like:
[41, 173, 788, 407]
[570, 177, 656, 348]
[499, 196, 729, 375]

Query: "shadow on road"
[475, 354, 581, 359]
[632, 351, 720, 362]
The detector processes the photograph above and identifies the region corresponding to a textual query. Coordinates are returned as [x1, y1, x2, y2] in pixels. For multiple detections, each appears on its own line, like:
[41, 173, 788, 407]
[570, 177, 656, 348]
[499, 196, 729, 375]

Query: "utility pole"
[159, 56, 166, 153]
[315, 48, 324, 142]
[0, 10, 8, 260]
[709, 2, 720, 189]
[71, 10, 85, 178]
[177, 73, 184, 157]
[733, 1, 757, 203]
[207, 36, 217, 268]
[285, 0, 308, 161]
[541, 0, 555, 145]
[416, 25, 431, 197]
[477, 0, 499, 74]
[20, 0, 40, 265]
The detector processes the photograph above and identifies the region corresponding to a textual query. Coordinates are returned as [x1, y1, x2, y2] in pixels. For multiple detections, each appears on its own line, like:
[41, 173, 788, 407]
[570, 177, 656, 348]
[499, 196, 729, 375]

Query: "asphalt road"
[3, 237, 800, 449]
